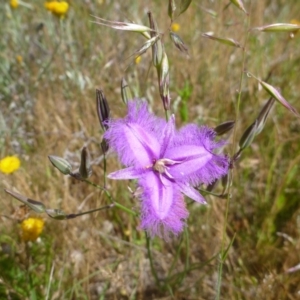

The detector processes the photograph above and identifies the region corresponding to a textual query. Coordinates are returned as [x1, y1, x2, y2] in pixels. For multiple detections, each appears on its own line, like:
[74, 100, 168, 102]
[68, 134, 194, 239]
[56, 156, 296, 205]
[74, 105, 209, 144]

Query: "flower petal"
[159, 114, 175, 156]
[165, 124, 229, 185]
[140, 172, 174, 219]
[177, 183, 207, 204]
[107, 166, 144, 180]
[165, 145, 212, 179]
[104, 100, 164, 167]
[139, 172, 189, 239]
[126, 123, 161, 165]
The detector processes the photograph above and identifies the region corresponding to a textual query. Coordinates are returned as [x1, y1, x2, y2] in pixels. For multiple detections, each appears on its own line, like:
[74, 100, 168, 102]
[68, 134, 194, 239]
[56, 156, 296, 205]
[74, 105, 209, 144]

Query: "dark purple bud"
[101, 139, 109, 154]
[214, 120, 235, 136]
[79, 147, 92, 179]
[96, 89, 110, 131]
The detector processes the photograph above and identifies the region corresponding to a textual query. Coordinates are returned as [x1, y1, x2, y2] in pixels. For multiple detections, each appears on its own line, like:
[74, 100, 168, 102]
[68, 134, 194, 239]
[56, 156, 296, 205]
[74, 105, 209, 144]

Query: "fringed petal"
[177, 183, 207, 204]
[139, 173, 189, 240]
[104, 100, 165, 167]
[107, 166, 145, 180]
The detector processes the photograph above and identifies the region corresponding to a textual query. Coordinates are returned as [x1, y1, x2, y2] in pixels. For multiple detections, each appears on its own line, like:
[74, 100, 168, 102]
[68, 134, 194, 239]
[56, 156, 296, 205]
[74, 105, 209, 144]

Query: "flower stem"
[165, 109, 170, 121]
[103, 153, 107, 187]
[146, 233, 161, 287]
[81, 178, 137, 216]
[215, 7, 251, 300]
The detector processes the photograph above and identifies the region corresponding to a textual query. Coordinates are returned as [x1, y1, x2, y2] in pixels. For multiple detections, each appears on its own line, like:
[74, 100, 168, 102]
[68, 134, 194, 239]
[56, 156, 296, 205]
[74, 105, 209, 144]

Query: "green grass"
[1, 0, 300, 299]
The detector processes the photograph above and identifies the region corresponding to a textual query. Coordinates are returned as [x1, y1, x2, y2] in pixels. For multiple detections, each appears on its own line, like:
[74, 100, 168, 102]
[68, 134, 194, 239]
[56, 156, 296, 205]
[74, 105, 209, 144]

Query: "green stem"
[167, 236, 184, 278]
[198, 188, 228, 199]
[177, 227, 190, 286]
[146, 234, 161, 287]
[81, 178, 137, 216]
[215, 8, 251, 300]
[165, 109, 170, 121]
[103, 153, 107, 187]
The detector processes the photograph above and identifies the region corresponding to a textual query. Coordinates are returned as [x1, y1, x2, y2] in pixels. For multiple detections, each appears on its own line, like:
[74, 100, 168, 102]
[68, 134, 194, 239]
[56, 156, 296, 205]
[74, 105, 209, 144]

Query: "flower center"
[152, 158, 182, 179]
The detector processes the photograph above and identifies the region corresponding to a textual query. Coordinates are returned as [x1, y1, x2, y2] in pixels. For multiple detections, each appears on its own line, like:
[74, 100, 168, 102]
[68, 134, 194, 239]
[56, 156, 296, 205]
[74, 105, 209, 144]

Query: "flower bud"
[96, 89, 110, 131]
[215, 120, 235, 136]
[48, 155, 72, 175]
[79, 147, 92, 179]
[158, 51, 170, 110]
[46, 209, 68, 220]
[101, 139, 109, 154]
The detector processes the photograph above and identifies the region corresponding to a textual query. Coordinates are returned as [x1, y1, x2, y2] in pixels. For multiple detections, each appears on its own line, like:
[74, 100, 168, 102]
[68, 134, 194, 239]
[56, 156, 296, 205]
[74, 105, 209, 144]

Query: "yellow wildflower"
[21, 218, 45, 242]
[45, 1, 69, 17]
[290, 19, 300, 38]
[290, 19, 300, 26]
[10, 0, 19, 9]
[45, 1, 56, 11]
[171, 23, 180, 32]
[0, 156, 20, 174]
[16, 55, 23, 64]
[135, 56, 141, 64]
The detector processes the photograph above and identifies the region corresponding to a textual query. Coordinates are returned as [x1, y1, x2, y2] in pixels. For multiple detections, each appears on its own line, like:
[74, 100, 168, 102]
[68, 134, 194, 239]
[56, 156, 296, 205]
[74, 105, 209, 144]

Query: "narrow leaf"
[256, 97, 275, 135]
[148, 12, 163, 67]
[230, 0, 248, 15]
[179, 0, 192, 16]
[121, 78, 133, 104]
[168, 0, 176, 20]
[202, 33, 242, 48]
[5, 189, 46, 213]
[221, 233, 236, 261]
[169, 32, 189, 54]
[239, 120, 258, 150]
[130, 35, 160, 58]
[259, 81, 300, 117]
[254, 23, 300, 32]
[92, 16, 153, 33]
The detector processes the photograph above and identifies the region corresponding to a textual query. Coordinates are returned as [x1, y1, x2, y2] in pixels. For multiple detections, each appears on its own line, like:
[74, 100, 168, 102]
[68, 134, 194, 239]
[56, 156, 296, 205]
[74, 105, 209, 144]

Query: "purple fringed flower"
[104, 100, 229, 239]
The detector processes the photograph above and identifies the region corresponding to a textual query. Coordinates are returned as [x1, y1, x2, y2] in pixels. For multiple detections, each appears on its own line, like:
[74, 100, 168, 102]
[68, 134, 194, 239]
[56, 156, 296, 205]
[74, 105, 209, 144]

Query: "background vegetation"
[1, 0, 300, 299]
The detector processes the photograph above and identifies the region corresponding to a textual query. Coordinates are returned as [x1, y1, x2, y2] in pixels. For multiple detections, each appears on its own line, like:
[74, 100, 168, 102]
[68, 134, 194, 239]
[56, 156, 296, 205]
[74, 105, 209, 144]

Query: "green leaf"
[254, 23, 300, 32]
[179, 0, 192, 16]
[202, 33, 243, 48]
